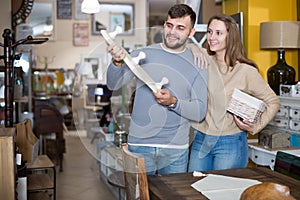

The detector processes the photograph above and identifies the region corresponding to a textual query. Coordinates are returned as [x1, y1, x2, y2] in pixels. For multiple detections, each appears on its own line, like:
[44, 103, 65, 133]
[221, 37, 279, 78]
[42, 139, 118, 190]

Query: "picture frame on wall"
[57, 0, 72, 19]
[73, 23, 89, 46]
[75, 0, 89, 20]
[109, 13, 125, 32]
[80, 54, 107, 84]
[91, 3, 134, 35]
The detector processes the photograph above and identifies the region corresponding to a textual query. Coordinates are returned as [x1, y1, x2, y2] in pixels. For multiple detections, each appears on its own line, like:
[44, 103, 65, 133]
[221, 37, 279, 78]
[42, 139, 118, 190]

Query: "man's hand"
[186, 43, 208, 69]
[153, 89, 176, 107]
[108, 43, 126, 66]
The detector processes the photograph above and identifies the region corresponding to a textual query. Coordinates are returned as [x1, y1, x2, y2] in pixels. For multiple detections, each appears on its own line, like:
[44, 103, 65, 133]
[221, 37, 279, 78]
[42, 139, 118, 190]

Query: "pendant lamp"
[81, 0, 100, 14]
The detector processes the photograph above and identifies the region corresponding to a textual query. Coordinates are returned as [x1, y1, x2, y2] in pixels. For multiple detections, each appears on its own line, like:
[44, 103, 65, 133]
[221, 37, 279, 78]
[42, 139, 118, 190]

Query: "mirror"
[28, 0, 56, 40]
[92, 3, 134, 35]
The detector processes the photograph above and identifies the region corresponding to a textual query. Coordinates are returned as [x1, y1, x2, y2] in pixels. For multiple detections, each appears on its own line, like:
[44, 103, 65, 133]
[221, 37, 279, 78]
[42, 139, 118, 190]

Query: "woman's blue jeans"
[128, 145, 188, 175]
[188, 131, 248, 172]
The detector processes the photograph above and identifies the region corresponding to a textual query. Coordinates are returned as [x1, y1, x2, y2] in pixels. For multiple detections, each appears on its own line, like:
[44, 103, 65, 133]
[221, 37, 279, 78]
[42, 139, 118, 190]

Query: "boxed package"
[227, 88, 266, 123]
[280, 82, 300, 97]
[258, 128, 290, 149]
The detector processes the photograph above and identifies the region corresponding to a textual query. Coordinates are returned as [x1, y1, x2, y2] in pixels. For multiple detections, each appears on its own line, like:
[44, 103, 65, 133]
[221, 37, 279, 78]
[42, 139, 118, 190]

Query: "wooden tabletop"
[147, 167, 300, 200]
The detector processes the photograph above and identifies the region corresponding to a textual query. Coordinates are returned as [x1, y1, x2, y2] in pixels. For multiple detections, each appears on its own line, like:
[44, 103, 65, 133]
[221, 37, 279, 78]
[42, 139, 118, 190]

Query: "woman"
[188, 14, 280, 171]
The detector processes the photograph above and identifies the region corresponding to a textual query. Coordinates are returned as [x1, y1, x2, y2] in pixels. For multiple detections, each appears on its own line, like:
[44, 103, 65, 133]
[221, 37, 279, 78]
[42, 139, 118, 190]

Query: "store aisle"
[56, 131, 115, 200]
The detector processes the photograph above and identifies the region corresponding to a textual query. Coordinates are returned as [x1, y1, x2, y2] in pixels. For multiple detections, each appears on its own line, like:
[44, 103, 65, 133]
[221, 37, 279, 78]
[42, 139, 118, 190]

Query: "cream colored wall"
[33, 0, 147, 70]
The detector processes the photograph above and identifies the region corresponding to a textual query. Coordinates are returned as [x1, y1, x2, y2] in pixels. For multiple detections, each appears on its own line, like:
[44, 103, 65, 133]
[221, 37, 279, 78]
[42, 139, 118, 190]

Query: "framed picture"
[28, 0, 56, 41]
[57, 0, 72, 19]
[80, 54, 107, 84]
[109, 13, 125, 32]
[73, 23, 89, 46]
[92, 3, 134, 35]
[75, 0, 89, 20]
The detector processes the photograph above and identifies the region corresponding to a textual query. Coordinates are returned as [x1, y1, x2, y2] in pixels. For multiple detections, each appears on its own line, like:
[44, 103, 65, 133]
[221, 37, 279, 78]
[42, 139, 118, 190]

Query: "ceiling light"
[81, 0, 100, 14]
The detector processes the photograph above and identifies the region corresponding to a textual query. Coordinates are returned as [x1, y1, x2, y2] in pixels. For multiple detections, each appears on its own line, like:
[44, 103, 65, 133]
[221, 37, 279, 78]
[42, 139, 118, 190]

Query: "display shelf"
[26, 155, 56, 200]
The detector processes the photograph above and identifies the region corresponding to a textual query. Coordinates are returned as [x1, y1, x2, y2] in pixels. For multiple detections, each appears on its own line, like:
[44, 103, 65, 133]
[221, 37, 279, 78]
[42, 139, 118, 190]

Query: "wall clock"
[11, 0, 34, 28]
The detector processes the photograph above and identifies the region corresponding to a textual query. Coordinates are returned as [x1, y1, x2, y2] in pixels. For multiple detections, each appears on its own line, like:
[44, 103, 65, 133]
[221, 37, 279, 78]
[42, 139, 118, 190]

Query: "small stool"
[107, 171, 125, 200]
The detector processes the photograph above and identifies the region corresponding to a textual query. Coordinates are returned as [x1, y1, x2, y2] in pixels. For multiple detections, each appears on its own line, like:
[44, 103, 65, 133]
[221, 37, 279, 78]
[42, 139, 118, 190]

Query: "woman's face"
[206, 19, 228, 56]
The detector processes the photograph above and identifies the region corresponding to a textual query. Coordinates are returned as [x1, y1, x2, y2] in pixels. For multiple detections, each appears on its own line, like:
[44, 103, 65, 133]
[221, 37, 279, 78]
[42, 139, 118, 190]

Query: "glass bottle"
[267, 49, 296, 95]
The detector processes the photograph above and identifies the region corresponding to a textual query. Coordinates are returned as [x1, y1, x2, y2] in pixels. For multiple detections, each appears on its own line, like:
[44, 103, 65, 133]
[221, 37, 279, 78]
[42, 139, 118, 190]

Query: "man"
[106, 4, 208, 174]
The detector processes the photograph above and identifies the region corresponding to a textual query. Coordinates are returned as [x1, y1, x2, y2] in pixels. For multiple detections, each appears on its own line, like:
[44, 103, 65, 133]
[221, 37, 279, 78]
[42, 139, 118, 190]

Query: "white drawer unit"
[249, 97, 300, 170]
[290, 107, 300, 120]
[275, 105, 289, 118]
[269, 117, 289, 129]
[268, 96, 300, 136]
[290, 120, 300, 131]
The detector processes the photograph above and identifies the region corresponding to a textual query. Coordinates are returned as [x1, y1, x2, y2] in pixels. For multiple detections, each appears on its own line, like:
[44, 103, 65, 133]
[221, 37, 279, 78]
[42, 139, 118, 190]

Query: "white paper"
[191, 174, 261, 200]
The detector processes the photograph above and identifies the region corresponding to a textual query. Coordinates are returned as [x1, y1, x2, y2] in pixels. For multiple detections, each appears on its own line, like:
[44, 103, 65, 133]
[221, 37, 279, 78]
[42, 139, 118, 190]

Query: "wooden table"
[147, 167, 300, 200]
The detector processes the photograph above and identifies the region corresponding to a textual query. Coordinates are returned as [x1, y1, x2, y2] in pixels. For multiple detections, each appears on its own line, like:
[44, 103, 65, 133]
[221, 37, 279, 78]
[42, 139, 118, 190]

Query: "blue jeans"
[188, 131, 248, 172]
[128, 145, 188, 175]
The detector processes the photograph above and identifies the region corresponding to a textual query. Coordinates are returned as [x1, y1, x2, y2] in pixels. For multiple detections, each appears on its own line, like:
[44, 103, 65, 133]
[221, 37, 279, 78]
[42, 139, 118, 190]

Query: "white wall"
[33, 0, 147, 70]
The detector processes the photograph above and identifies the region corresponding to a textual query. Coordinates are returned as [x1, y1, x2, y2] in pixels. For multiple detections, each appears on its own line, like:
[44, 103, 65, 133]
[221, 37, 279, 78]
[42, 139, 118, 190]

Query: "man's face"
[163, 15, 195, 51]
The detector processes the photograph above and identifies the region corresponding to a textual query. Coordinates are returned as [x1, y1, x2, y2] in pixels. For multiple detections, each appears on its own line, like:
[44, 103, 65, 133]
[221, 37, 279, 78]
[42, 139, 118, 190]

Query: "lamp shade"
[260, 21, 300, 49]
[76, 62, 94, 78]
[81, 0, 100, 14]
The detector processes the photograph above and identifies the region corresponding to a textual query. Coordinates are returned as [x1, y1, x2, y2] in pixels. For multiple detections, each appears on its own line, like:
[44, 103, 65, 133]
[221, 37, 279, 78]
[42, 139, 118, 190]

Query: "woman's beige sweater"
[190, 49, 280, 136]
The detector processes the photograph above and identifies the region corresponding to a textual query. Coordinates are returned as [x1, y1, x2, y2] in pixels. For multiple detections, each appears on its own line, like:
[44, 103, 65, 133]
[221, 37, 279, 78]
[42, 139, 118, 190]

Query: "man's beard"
[163, 34, 188, 50]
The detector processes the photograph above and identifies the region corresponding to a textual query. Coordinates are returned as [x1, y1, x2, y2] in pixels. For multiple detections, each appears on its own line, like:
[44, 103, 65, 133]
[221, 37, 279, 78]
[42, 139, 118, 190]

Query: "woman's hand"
[108, 43, 125, 66]
[233, 115, 254, 133]
[186, 43, 208, 69]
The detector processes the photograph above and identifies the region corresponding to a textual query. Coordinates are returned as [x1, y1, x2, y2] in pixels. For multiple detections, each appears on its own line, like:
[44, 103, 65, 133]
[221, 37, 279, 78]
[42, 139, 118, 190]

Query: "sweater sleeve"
[246, 67, 280, 134]
[172, 68, 208, 122]
[106, 61, 134, 91]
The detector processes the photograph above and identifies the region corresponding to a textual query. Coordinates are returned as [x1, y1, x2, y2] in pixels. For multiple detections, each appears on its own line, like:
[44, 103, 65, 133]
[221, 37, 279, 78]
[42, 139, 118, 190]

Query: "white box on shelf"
[280, 82, 300, 97]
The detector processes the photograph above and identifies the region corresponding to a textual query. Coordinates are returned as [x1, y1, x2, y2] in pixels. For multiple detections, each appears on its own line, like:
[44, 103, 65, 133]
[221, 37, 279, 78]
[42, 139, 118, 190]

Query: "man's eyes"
[166, 24, 185, 31]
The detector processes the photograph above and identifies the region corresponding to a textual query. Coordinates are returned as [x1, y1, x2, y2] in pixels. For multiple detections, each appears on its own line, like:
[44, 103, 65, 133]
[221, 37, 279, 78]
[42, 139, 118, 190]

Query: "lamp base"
[267, 49, 295, 95]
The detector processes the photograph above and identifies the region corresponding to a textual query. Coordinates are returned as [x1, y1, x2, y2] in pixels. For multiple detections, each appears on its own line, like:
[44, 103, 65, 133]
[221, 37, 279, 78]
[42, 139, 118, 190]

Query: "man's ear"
[188, 27, 196, 38]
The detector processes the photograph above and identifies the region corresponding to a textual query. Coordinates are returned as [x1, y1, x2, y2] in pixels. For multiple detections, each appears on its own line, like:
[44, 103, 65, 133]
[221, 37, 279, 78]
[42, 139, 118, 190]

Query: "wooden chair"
[121, 144, 150, 200]
[34, 99, 65, 172]
[274, 151, 300, 180]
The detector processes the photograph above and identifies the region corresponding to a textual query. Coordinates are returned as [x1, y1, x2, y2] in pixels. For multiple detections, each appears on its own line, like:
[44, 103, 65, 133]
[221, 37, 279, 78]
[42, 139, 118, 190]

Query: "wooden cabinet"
[0, 127, 16, 200]
[27, 155, 56, 200]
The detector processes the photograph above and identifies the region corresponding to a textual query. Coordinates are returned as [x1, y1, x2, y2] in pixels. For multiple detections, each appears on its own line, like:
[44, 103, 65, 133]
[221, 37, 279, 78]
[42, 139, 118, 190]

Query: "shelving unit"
[248, 96, 300, 169]
[26, 155, 56, 200]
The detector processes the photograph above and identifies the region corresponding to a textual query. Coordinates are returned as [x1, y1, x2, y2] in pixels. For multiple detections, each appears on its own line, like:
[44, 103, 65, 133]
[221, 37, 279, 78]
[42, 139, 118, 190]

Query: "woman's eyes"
[207, 30, 223, 36]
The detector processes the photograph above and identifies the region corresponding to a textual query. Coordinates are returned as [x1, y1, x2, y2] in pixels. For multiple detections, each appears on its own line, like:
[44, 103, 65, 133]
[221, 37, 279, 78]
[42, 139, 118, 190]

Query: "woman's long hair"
[205, 14, 257, 69]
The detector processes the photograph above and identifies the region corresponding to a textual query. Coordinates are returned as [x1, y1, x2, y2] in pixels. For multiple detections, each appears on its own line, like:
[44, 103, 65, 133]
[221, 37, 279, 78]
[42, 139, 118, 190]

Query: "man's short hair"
[167, 4, 196, 27]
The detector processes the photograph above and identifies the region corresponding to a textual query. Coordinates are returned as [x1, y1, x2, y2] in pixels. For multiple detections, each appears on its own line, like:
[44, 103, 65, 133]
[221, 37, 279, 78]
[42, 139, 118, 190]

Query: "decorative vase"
[267, 49, 296, 95]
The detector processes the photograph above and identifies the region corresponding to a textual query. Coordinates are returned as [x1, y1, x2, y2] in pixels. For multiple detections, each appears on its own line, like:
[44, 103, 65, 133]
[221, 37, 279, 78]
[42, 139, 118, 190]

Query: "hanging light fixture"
[81, 0, 100, 14]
